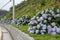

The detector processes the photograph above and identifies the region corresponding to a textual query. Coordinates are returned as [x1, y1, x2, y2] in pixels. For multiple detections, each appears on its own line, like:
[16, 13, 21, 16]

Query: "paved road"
[0, 27, 2, 40]
[0, 24, 34, 40]
[0, 26, 13, 40]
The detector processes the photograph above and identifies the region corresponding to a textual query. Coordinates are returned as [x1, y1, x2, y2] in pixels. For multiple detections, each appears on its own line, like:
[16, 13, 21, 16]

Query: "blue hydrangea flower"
[42, 24, 47, 30]
[51, 28, 56, 32]
[38, 17, 44, 22]
[35, 30, 39, 34]
[55, 14, 60, 17]
[29, 30, 35, 34]
[43, 20, 47, 23]
[28, 27, 33, 31]
[37, 24, 41, 29]
[51, 32, 56, 35]
[40, 23, 43, 27]
[40, 30, 46, 33]
[56, 28, 60, 33]
[54, 26, 58, 30]
[47, 25, 52, 34]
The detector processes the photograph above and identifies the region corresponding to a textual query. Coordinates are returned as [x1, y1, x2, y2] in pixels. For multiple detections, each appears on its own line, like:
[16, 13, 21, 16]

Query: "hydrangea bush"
[7, 15, 31, 25]
[28, 7, 60, 35]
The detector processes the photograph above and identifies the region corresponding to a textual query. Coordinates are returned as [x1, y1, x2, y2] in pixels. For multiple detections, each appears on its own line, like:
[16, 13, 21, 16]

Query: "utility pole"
[10, 0, 15, 24]
[13, 0, 15, 20]
[10, 0, 15, 20]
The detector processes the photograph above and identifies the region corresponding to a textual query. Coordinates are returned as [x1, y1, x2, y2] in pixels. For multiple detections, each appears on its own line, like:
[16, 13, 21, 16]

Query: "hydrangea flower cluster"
[28, 7, 60, 35]
[8, 15, 30, 25]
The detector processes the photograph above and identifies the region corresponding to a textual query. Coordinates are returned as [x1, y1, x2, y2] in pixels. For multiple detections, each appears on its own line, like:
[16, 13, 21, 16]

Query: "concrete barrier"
[0, 24, 34, 40]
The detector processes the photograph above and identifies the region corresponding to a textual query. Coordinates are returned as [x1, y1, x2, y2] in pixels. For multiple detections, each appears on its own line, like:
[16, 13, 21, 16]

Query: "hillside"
[0, 10, 7, 15]
[1, 0, 60, 19]
[0, 10, 8, 18]
[1, 0, 60, 40]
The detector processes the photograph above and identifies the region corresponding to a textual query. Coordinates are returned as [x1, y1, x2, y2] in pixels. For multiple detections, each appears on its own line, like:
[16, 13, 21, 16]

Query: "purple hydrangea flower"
[42, 14, 47, 19]
[48, 17, 52, 21]
[42, 30, 46, 32]
[42, 24, 47, 30]
[28, 27, 33, 31]
[29, 19, 37, 25]
[40, 30, 46, 33]
[51, 28, 56, 32]
[38, 17, 44, 22]
[40, 30, 44, 33]
[47, 25, 52, 34]
[51, 32, 56, 35]
[49, 10, 55, 16]
[54, 26, 58, 31]
[56, 28, 60, 33]
[29, 30, 35, 34]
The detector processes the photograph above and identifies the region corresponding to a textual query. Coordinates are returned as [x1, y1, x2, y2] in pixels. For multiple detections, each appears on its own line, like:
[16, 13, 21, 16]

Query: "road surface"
[0, 26, 13, 40]
[0, 24, 34, 40]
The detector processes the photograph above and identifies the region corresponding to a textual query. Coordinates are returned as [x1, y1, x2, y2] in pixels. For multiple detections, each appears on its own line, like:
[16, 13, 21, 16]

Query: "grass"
[12, 24, 60, 40]
[2, 0, 58, 19]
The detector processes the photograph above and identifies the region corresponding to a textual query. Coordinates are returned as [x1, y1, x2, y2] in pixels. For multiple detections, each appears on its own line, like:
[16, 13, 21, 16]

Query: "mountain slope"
[1, 0, 60, 19]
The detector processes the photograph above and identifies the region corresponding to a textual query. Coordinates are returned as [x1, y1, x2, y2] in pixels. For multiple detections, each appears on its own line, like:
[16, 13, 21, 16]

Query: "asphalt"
[0, 26, 13, 40]
[0, 24, 34, 40]
[0, 27, 2, 40]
